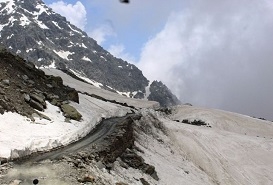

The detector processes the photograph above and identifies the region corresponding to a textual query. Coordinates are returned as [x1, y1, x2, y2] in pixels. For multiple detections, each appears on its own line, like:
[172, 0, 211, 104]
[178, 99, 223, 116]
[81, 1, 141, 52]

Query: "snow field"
[0, 93, 131, 159]
[166, 105, 273, 185]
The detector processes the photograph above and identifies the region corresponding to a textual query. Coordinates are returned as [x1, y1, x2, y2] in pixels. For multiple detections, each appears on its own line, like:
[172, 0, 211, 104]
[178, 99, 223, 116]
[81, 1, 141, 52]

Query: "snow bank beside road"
[0, 93, 131, 159]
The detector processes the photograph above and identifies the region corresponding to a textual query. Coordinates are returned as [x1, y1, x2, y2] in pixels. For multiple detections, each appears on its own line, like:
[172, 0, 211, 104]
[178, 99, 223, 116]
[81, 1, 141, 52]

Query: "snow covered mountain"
[0, 0, 180, 107]
[0, 48, 272, 185]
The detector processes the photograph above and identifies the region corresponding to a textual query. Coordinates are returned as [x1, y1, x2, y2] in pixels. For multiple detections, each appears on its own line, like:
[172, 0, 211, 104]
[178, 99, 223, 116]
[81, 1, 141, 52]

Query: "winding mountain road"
[21, 114, 133, 163]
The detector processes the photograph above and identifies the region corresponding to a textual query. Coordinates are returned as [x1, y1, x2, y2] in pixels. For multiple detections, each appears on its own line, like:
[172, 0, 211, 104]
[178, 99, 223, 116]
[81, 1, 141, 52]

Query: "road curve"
[20, 114, 133, 163]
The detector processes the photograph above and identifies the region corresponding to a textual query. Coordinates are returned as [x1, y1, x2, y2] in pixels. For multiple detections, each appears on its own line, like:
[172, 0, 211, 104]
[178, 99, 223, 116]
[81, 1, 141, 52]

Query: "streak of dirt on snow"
[165, 105, 273, 185]
[42, 68, 159, 109]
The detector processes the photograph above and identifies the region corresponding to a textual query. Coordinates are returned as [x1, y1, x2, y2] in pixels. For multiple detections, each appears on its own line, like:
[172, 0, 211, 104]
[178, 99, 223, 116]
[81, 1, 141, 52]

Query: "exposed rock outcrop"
[0, 47, 79, 119]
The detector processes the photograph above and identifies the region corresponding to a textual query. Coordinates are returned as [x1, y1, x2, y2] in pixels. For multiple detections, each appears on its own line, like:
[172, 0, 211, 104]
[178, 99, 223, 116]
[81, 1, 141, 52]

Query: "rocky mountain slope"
[0, 0, 180, 107]
[0, 47, 272, 185]
[0, 46, 80, 121]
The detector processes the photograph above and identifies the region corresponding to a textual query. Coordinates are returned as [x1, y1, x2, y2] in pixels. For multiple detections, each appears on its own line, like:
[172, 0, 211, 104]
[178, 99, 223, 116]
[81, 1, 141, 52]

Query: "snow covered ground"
[33, 104, 270, 185]
[163, 105, 273, 185]
[0, 93, 132, 159]
[95, 106, 273, 185]
[0, 68, 159, 160]
[42, 68, 159, 109]
[1, 68, 273, 185]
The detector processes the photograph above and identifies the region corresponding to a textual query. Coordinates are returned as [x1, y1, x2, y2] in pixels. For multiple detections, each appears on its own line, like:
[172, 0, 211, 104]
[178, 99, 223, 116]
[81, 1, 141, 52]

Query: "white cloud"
[138, 0, 273, 119]
[108, 44, 135, 64]
[89, 23, 116, 45]
[49, 1, 87, 30]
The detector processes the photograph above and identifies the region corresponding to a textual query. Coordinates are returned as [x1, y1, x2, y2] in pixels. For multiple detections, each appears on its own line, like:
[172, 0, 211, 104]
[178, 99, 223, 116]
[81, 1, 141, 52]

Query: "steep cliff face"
[0, 0, 180, 106]
[148, 81, 181, 107]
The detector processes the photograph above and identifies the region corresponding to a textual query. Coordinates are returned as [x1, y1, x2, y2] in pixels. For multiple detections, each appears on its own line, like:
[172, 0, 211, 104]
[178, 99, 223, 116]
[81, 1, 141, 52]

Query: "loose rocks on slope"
[0, 47, 80, 120]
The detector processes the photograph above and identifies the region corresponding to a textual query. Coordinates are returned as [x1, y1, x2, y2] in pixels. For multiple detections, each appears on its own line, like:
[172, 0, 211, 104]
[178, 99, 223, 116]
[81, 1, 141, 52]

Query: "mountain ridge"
[0, 0, 180, 107]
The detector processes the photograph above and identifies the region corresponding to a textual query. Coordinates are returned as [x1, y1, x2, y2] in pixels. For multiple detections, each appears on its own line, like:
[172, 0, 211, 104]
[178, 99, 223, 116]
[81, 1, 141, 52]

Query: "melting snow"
[36, 20, 48, 29]
[53, 50, 74, 60]
[19, 14, 31, 26]
[100, 55, 107, 61]
[6, 34, 13, 39]
[39, 61, 56, 69]
[52, 21, 62, 29]
[67, 24, 82, 34]
[37, 41, 43, 45]
[0, 0, 15, 15]
[26, 48, 33, 53]
[69, 69, 103, 88]
[82, 56, 92, 62]
[81, 43, 87, 48]
[144, 82, 152, 100]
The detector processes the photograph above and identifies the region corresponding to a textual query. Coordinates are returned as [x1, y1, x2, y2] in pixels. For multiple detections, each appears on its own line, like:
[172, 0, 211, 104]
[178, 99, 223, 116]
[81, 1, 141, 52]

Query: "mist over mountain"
[0, 0, 180, 107]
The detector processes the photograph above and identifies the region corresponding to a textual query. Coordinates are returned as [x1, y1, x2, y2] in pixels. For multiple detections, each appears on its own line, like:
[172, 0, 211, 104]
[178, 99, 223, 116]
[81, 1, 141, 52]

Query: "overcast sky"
[44, 0, 273, 120]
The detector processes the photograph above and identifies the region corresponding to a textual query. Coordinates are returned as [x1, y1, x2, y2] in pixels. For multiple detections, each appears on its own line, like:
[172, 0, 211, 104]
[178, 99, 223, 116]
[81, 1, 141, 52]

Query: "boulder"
[78, 174, 95, 183]
[2, 79, 10, 86]
[140, 178, 150, 185]
[29, 99, 44, 111]
[116, 183, 128, 185]
[30, 93, 46, 108]
[61, 104, 82, 121]
[50, 76, 63, 87]
[67, 89, 79, 103]
[23, 94, 30, 102]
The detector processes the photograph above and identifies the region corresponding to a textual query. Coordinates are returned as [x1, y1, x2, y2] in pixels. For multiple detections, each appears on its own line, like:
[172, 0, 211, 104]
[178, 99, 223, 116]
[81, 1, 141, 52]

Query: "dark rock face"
[0, 47, 79, 118]
[148, 81, 181, 107]
[0, 0, 180, 106]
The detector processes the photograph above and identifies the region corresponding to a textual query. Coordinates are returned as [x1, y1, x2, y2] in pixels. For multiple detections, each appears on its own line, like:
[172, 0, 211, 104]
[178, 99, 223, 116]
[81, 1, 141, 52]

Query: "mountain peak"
[0, 0, 181, 107]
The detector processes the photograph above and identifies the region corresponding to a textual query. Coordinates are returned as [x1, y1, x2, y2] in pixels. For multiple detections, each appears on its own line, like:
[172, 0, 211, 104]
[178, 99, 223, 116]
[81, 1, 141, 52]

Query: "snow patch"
[52, 21, 62, 29]
[19, 14, 31, 26]
[67, 24, 82, 34]
[0, 0, 15, 15]
[53, 50, 74, 60]
[26, 48, 33, 53]
[6, 34, 13, 39]
[81, 43, 87, 48]
[144, 82, 152, 100]
[100, 55, 107, 61]
[39, 61, 56, 69]
[69, 69, 103, 88]
[82, 56, 92, 62]
[0, 94, 131, 159]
